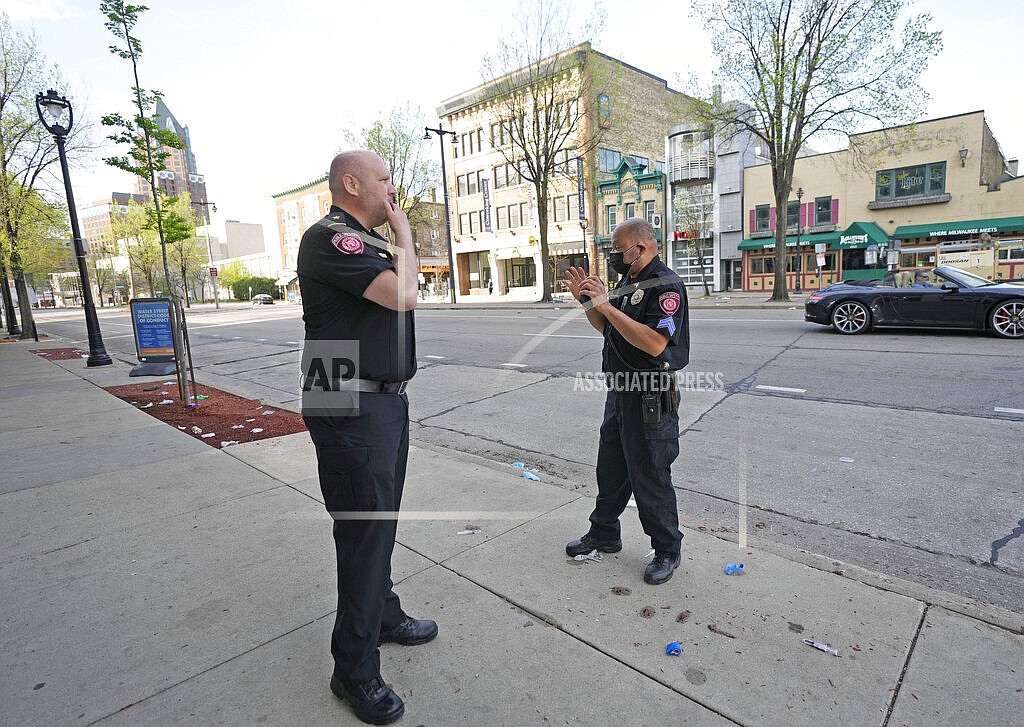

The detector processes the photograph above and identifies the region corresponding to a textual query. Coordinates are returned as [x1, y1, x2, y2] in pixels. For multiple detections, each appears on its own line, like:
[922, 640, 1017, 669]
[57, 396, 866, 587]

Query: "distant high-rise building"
[80, 192, 150, 251]
[135, 98, 211, 223]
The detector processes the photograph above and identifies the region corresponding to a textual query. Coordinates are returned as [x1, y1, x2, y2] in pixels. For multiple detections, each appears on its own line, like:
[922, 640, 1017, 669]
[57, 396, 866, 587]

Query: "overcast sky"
[4, 0, 1022, 250]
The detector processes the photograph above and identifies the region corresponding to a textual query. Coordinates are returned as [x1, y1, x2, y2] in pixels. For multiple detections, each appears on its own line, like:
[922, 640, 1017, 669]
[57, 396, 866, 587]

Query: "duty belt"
[301, 376, 409, 394]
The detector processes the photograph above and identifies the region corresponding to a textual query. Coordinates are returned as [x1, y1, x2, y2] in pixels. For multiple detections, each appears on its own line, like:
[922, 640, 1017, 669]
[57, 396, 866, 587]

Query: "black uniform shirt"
[296, 206, 416, 383]
[602, 255, 689, 373]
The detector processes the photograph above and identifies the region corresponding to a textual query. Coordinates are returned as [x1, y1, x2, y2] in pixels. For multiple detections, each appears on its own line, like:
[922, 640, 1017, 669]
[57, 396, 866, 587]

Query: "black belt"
[301, 377, 408, 394]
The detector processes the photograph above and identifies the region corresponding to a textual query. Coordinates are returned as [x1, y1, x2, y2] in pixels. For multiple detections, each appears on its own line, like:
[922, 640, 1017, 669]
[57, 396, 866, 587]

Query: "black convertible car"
[804, 265, 1024, 338]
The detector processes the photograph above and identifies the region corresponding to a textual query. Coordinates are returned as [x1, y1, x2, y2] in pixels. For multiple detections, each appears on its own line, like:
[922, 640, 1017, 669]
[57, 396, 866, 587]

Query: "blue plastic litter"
[522, 471, 541, 481]
[724, 563, 744, 575]
[665, 641, 682, 656]
[512, 462, 525, 468]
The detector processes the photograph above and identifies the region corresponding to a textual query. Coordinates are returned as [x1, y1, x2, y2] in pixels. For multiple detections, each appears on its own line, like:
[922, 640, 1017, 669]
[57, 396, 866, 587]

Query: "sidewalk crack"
[881, 604, 928, 727]
[989, 517, 1024, 567]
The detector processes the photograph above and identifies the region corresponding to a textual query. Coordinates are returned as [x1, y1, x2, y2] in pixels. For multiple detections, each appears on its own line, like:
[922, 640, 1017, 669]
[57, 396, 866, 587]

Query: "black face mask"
[607, 243, 639, 276]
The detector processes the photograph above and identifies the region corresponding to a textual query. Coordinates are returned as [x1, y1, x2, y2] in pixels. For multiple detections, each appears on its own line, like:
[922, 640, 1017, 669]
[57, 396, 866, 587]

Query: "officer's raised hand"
[564, 266, 589, 302]
[384, 196, 412, 247]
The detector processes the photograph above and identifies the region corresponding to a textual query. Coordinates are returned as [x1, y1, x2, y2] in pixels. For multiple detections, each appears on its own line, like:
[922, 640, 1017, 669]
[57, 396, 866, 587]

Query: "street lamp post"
[424, 124, 458, 304]
[35, 89, 112, 366]
[194, 200, 219, 308]
[794, 186, 804, 294]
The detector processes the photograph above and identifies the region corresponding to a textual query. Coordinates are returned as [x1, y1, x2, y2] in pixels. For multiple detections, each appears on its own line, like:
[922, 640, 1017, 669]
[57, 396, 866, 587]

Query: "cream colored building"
[741, 111, 1023, 291]
[436, 42, 688, 298]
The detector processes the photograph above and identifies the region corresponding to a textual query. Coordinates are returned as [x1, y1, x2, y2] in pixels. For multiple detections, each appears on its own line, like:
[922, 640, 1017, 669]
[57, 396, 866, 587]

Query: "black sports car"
[804, 265, 1024, 338]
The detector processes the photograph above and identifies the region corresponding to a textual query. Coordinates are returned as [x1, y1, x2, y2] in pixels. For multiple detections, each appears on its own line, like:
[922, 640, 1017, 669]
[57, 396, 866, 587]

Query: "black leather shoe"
[378, 616, 438, 646]
[330, 674, 404, 725]
[644, 552, 680, 585]
[565, 533, 623, 557]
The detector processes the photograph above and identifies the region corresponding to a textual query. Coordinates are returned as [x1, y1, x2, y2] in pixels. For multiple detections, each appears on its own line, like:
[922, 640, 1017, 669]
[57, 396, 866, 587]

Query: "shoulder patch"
[331, 232, 365, 255]
[658, 291, 681, 315]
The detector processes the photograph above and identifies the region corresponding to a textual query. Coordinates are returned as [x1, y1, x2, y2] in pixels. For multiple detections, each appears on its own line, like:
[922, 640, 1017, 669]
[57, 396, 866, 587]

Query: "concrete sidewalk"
[1, 341, 1021, 727]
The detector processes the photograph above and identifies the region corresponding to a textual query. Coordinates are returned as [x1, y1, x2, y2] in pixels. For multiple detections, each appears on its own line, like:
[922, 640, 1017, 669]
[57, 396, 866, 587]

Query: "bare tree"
[672, 183, 715, 297]
[345, 104, 438, 237]
[481, 0, 605, 301]
[691, 0, 942, 301]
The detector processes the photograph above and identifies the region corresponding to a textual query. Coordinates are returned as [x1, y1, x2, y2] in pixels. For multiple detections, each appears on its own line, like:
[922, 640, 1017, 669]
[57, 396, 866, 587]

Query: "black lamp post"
[36, 89, 112, 366]
[794, 186, 804, 294]
[424, 124, 458, 304]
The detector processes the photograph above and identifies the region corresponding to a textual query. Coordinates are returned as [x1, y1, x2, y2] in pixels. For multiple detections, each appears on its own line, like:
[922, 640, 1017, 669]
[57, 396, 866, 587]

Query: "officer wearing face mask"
[563, 218, 689, 585]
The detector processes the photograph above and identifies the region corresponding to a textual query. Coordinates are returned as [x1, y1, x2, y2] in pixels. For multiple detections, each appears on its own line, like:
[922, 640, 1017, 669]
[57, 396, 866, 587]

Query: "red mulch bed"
[104, 382, 307, 449]
[30, 347, 90, 360]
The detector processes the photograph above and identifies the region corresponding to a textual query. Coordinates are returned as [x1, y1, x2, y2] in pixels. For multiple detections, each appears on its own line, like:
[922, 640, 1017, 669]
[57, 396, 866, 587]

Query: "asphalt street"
[32, 303, 1024, 614]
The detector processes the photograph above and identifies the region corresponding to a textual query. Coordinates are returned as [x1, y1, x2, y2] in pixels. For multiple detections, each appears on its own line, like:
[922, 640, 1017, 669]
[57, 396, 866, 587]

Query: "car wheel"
[989, 300, 1024, 339]
[831, 300, 871, 335]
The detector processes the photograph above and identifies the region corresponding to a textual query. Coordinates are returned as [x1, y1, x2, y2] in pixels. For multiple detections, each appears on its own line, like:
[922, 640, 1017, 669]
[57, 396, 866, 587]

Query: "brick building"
[741, 111, 1023, 291]
[437, 42, 690, 297]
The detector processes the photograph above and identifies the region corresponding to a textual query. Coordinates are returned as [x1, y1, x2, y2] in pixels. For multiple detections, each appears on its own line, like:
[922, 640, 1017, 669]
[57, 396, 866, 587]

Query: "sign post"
[128, 297, 178, 377]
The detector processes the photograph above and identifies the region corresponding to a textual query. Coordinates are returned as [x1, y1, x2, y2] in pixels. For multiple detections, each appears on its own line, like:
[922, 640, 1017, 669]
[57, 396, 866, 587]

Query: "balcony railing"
[668, 154, 714, 183]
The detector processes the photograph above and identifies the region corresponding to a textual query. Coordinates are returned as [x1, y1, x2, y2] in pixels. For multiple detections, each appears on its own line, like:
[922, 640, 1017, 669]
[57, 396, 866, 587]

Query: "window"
[998, 246, 1024, 260]
[459, 213, 469, 235]
[509, 203, 521, 228]
[876, 162, 946, 201]
[654, 160, 665, 174]
[606, 204, 617, 234]
[624, 202, 635, 220]
[814, 196, 832, 226]
[755, 204, 770, 232]
[497, 206, 509, 230]
[750, 256, 775, 275]
[457, 171, 482, 196]
[599, 148, 621, 173]
[644, 201, 656, 223]
[553, 196, 567, 223]
[786, 200, 800, 230]
[598, 94, 611, 128]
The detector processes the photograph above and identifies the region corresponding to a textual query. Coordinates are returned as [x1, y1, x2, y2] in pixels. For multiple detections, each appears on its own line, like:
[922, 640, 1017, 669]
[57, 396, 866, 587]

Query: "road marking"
[755, 384, 807, 394]
[502, 362, 527, 368]
[523, 333, 602, 339]
[257, 338, 268, 342]
[994, 407, 1024, 415]
[287, 341, 300, 345]
[424, 355, 446, 359]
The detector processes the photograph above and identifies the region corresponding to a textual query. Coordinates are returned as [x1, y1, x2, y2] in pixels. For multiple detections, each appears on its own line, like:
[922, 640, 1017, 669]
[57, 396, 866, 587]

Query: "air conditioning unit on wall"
[652, 214, 662, 229]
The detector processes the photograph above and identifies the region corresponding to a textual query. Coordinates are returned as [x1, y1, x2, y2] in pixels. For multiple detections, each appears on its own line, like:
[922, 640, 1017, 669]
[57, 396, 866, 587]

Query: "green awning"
[893, 216, 1024, 240]
[831, 221, 890, 250]
[739, 231, 839, 250]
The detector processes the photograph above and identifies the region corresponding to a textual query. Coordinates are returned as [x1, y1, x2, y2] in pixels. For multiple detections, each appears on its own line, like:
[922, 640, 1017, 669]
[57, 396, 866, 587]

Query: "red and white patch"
[659, 291, 681, 315]
[330, 233, 364, 255]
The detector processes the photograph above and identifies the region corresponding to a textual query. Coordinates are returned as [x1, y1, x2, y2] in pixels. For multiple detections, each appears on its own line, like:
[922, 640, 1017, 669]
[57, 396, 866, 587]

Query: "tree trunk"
[14, 273, 35, 340]
[0, 257, 20, 335]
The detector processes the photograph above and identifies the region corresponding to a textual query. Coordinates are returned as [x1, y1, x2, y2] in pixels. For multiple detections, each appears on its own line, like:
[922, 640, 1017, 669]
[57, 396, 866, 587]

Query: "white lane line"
[423, 355, 446, 359]
[257, 338, 268, 342]
[523, 333, 602, 339]
[287, 341, 300, 345]
[994, 407, 1024, 415]
[755, 384, 807, 394]
[502, 362, 527, 368]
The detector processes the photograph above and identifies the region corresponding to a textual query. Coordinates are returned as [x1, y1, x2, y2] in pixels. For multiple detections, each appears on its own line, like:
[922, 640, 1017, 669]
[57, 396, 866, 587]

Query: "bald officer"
[564, 218, 689, 585]
[298, 150, 435, 725]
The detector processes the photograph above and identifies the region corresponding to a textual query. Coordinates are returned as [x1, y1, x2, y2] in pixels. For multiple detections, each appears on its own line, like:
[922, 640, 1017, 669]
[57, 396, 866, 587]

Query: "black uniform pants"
[588, 389, 683, 556]
[304, 392, 409, 683]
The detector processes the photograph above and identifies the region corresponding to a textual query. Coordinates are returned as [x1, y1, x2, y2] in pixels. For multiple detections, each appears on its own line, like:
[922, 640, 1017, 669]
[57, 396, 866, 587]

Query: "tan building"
[271, 176, 450, 293]
[436, 42, 689, 298]
[741, 111, 1023, 292]
[79, 192, 150, 253]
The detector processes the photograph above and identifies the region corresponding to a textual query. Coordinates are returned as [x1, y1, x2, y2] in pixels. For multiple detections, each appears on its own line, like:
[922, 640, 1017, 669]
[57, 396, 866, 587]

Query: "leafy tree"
[216, 260, 248, 293]
[346, 104, 438, 236]
[690, 0, 942, 301]
[0, 13, 73, 337]
[100, 0, 184, 299]
[480, 0, 605, 301]
[154, 193, 205, 307]
[7, 189, 70, 296]
[111, 199, 161, 296]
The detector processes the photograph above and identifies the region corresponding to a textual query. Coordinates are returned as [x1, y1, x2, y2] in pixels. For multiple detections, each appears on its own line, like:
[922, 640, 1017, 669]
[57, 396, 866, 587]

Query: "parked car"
[804, 265, 1024, 338]
[251, 294, 274, 305]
